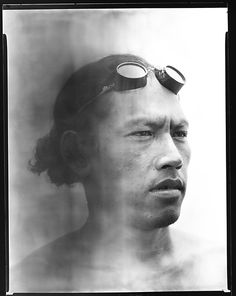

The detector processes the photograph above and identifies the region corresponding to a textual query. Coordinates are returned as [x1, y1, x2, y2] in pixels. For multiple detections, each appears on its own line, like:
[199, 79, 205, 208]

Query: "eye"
[133, 131, 153, 137]
[128, 130, 154, 139]
[172, 130, 188, 138]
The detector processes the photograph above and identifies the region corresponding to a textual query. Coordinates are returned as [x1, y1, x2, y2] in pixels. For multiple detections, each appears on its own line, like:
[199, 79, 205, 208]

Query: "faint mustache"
[149, 178, 185, 191]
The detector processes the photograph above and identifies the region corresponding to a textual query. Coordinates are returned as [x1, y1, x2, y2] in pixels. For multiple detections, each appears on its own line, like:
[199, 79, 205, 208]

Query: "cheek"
[178, 143, 191, 181]
[176, 139, 191, 162]
[182, 142, 191, 167]
[94, 137, 151, 180]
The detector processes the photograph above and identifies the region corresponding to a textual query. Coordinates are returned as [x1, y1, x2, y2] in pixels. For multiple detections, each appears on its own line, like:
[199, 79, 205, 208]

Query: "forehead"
[92, 73, 187, 127]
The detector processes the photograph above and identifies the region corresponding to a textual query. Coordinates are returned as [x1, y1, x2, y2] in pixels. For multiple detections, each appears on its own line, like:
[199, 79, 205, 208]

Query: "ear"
[60, 130, 90, 179]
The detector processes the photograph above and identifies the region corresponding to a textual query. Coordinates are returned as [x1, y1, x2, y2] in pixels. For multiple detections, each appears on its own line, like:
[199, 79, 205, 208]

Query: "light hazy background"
[3, 8, 227, 271]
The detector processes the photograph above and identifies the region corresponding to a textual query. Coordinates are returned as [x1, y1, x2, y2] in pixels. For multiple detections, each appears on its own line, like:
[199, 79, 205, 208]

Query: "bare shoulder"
[169, 228, 227, 290]
[10, 229, 90, 292]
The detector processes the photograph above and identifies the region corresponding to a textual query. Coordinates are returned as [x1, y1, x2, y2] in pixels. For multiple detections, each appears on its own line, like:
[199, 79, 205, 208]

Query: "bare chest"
[71, 255, 196, 292]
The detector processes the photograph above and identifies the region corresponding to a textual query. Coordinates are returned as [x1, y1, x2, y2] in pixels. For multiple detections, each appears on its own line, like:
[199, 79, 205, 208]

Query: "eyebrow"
[123, 116, 189, 129]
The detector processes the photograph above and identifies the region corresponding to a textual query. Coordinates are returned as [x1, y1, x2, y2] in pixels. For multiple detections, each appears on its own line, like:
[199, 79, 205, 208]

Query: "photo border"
[1, 1, 233, 295]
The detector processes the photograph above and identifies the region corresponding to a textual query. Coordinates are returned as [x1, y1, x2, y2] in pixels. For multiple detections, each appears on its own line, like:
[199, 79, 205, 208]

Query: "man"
[11, 54, 225, 292]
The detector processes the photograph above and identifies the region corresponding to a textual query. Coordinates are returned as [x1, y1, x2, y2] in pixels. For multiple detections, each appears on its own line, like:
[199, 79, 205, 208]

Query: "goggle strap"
[76, 62, 185, 114]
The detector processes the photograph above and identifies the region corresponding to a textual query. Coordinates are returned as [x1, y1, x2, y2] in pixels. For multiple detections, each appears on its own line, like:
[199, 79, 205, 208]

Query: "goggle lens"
[165, 66, 185, 84]
[117, 62, 148, 79]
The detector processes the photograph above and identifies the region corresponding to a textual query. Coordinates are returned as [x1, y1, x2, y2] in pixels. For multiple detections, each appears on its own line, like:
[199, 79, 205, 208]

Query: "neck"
[82, 206, 172, 263]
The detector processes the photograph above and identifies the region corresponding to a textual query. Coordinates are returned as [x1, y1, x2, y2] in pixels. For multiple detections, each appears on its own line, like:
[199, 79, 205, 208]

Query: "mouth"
[149, 178, 184, 199]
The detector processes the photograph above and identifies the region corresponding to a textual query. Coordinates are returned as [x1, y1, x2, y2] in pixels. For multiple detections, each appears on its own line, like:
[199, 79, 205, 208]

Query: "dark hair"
[29, 54, 151, 186]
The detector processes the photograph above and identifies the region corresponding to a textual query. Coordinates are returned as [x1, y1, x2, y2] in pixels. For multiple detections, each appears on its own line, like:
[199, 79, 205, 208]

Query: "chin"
[155, 209, 180, 228]
[131, 208, 181, 230]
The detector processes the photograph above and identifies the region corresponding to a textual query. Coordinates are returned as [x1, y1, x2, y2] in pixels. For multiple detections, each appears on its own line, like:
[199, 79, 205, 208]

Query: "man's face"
[86, 72, 191, 230]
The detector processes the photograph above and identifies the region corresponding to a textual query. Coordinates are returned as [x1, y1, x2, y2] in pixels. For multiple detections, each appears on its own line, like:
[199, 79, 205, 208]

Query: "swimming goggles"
[78, 61, 185, 113]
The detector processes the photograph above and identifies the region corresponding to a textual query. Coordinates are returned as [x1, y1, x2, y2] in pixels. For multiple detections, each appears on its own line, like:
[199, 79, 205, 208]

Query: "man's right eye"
[130, 131, 154, 137]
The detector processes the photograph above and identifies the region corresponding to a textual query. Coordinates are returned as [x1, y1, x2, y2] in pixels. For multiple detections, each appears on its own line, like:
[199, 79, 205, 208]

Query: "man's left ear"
[60, 130, 91, 180]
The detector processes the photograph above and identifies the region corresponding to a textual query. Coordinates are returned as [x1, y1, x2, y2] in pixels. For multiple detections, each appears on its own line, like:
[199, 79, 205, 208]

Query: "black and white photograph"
[3, 6, 228, 293]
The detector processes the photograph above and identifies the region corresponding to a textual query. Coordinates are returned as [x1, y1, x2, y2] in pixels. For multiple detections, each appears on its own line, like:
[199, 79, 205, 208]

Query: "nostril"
[157, 160, 183, 170]
[176, 162, 183, 170]
[162, 164, 172, 169]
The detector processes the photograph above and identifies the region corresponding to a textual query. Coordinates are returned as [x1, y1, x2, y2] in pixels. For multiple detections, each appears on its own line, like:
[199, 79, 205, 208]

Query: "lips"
[149, 178, 184, 193]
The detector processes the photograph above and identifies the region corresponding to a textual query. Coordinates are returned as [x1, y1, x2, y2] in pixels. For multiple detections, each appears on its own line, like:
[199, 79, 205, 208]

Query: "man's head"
[30, 54, 190, 230]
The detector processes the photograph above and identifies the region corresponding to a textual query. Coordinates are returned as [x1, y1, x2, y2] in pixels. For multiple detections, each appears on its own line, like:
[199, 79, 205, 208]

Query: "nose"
[154, 134, 183, 170]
